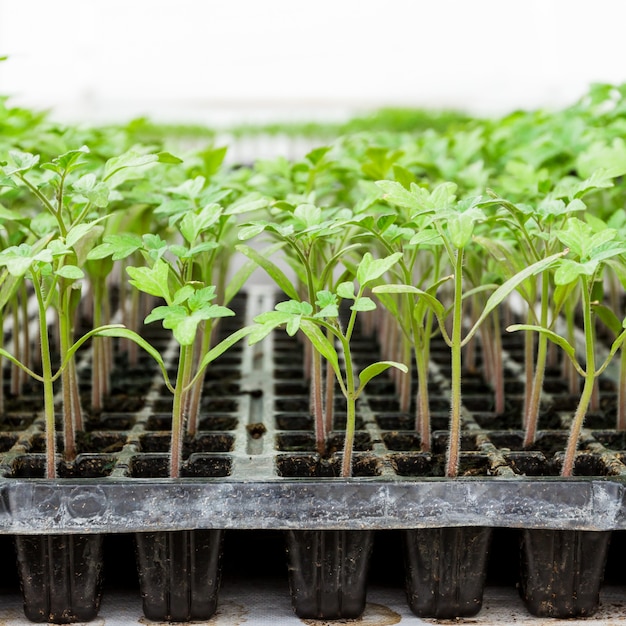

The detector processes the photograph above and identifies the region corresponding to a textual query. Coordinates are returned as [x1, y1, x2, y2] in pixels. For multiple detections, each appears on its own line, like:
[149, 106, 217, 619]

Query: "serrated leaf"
[87, 234, 142, 261]
[356, 252, 402, 286]
[554, 259, 596, 285]
[127, 259, 171, 300]
[275, 300, 313, 316]
[3, 150, 39, 176]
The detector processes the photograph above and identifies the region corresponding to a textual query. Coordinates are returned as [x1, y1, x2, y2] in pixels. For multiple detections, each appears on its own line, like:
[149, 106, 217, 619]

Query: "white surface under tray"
[0, 582, 626, 625]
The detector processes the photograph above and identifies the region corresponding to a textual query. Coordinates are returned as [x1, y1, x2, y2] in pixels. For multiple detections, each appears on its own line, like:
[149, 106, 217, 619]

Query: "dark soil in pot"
[276, 453, 381, 477]
[145, 413, 238, 431]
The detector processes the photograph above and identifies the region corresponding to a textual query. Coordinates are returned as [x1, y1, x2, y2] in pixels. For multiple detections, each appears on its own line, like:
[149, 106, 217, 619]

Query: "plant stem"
[186, 322, 213, 436]
[11, 299, 20, 396]
[492, 307, 504, 415]
[58, 280, 77, 462]
[0, 310, 4, 416]
[524, 271, 550, 446]
[446, 248, 464, 478]
[170, 343, 193, 478]
[324, 328, 335, 436]
[618, 348, 626, 431]
[561, 277, 595, 477]
[339, 334, 356, 478]
[33, 275, 57, 479]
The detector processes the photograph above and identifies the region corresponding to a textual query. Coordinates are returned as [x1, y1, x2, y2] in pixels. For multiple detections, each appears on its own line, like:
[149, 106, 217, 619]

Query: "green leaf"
[356, 361, 408, 397]
[189, 326, 257, 389]
[56, 264, 84, 280]
[3, 150, 39, 176]
[447, 212, 476, 249]
[315, 290, 339, 318]
[87, 234, 143, 261]
[235, 244, 299, 300]
[103, 150, 159, 187]
[299, 319, 341, 380]
[507, 323, 581, 373]
[92, 326, 172, 393]
[127, 259, 171, 301]
[372, 284, 446, 320]
[275, 300, 313, 315]
[0, 244, 52, 277]
[238, 222, 268, 240]
[593, 303, 624, 337]
[336, 281, 355, 299]
[554, 259, 596, 286]
[72, 174, 110, 208]
[293, 203, 322, 228]
[351, 296, 376, 312]
[226, 193, 270, 216]
[409, 229, 443, 247]
[464, 250, 567, 345]
[157, 151, 183, 164]
[356, 252, 402, 286]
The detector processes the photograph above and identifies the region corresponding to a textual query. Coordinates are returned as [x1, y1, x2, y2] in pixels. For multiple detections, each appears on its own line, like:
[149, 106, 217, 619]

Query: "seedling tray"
[1, 287, 626, 535]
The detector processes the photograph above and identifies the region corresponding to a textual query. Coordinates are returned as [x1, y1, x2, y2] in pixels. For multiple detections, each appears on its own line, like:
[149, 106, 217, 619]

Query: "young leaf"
[351, 296, 376, 312]
[463, 250, 567, 345]
[127, 259, 171, 301]
[356, 251, 403, 286]
[507, 323, 582, 374]
[56, 265, 84, 280]
[356, 361, 408, 397]
[235, 244, 299, 300]
[299, 319, 342, 381]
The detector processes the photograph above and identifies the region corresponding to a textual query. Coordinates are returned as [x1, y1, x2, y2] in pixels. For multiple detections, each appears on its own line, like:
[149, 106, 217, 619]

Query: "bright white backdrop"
[0, 0, 625, 124]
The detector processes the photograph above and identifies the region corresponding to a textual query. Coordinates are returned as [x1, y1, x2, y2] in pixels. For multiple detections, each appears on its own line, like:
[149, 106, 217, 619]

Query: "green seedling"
[253, 252, 406, 477]
[508, 217, 626, 476]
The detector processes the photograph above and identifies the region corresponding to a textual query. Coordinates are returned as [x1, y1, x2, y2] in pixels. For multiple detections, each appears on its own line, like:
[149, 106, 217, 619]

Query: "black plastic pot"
[403, 526, 492, 618]
[14, 534, 103, 624]
[135, 529, 223, 622]
[285, 529, 374, 619]
[519, 528, 611, 618]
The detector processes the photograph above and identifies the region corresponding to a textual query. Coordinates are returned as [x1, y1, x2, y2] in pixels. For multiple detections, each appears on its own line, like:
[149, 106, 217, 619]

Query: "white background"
[0, 0, 625, 125]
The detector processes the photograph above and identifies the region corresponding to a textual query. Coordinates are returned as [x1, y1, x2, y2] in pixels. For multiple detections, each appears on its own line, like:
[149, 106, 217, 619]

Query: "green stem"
[0, 310, 4, 416]
[561, 277, 595, 477]
[33, 274, 57, 479]
[446, 248, 464, 478]
[415, 334, 431, 452]
[58, 279, 77, 462]
[170, 343, 194, 478]
[187, 322, 213, 436]
[618, 348, 626, 431]
[524, 272, 550, 446]
[339, 334, 356, 478]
